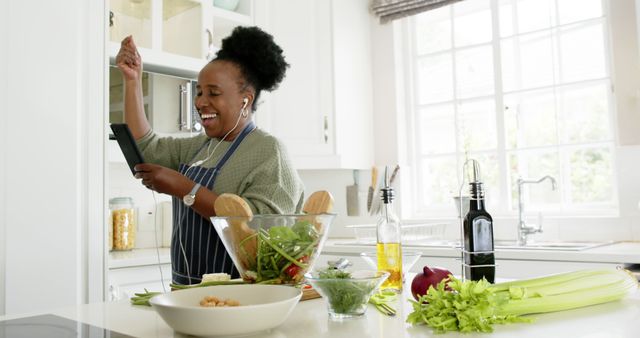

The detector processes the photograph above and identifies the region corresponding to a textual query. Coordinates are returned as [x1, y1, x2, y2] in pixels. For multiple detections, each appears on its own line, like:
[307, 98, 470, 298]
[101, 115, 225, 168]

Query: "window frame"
[400, 0, 619, 220]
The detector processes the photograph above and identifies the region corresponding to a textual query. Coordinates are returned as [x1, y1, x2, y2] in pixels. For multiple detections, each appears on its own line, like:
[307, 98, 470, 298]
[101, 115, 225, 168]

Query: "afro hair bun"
[215, 26, 289, 92]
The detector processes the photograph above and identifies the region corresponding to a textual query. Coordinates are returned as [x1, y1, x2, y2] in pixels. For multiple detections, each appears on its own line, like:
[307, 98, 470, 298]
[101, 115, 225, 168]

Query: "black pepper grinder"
[463, 160, 495, 283]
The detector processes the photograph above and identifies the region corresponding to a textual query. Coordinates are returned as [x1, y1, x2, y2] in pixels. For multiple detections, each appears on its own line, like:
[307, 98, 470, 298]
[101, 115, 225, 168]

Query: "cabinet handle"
[324, 115, 329, 143]
[179, 84, 192, 131]
[206, 28, 214, 60]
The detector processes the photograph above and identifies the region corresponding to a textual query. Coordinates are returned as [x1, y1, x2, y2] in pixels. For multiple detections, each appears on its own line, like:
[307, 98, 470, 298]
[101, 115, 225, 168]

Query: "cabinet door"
[108, 264, 172, 301]
[255, 0, 374, 169]
[330, 0, 375, 170]
[259, 0, 335, 159]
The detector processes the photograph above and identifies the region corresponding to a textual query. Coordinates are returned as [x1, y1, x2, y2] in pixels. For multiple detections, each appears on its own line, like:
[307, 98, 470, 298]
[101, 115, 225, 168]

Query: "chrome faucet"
[517, 176, 557, 246]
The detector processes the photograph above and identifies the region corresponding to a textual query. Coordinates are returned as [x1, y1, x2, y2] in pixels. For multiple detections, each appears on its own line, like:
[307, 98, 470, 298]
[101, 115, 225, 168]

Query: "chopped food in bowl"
[211, 214, 335, 284]
[149, 284, 302, 337]
[305, 269, 389, 319]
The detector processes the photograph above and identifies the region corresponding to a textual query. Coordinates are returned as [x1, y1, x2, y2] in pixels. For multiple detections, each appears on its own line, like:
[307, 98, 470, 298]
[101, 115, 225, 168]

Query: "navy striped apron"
[171, 122, 255, 285]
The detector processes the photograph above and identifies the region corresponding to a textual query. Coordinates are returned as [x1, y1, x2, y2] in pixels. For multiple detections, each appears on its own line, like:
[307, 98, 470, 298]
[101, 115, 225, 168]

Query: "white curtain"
[371, 0, 463, 23]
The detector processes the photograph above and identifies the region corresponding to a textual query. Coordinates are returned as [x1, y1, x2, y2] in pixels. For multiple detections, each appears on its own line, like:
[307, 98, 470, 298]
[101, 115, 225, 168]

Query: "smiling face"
[195, 60, 253, 140]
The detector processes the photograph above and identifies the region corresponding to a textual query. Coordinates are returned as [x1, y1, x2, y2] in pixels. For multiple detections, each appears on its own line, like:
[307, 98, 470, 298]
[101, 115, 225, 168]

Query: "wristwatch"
[183, 183, 201, 206]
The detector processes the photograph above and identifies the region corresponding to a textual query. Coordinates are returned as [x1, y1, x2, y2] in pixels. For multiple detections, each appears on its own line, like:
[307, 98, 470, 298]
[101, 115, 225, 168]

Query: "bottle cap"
[380, 187, 394, 203]
[380, 166, 395, 204]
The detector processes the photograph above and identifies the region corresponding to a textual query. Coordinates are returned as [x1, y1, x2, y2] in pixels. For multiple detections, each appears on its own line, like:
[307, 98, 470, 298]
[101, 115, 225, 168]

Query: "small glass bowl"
[305, 270, 389, 319]
[359, 250, 422, 281]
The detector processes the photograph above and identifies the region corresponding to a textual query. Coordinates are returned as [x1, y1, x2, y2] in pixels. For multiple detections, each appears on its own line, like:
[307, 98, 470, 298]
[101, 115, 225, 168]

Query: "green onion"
[130, 289, 161, 306]
[369, 290, 398, 316]
[407, 269, 638, 333]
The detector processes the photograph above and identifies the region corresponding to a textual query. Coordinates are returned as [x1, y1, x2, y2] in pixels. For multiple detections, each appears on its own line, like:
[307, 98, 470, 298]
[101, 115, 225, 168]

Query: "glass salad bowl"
[360, 250, 422, 282]
[305, 269, 389, 319]
[211, 214, 335, 285]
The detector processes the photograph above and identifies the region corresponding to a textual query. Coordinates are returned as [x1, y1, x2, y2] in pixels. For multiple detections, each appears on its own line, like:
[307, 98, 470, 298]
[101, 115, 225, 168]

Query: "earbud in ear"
[241, 98, 249, 118]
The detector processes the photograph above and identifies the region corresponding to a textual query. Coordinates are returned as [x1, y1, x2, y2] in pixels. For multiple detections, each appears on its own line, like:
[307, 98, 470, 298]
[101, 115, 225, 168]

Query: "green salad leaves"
[243, 220, 320, 284]
[313, 269, 381, 315]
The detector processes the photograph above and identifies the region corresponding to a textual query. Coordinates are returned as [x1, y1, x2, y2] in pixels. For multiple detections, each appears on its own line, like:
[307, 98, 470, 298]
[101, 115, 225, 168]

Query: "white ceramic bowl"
[150, 284, 302, 336]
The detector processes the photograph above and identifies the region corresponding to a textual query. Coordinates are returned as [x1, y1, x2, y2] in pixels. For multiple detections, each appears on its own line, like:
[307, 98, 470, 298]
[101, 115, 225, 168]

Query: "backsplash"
[108, 145, 640, 249]
[109, 162, 171, 249]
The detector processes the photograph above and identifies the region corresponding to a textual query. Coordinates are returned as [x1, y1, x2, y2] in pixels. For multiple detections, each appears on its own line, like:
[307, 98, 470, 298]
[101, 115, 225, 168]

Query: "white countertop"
[324, 239, 640, 264]
[2, 278, 639, 337]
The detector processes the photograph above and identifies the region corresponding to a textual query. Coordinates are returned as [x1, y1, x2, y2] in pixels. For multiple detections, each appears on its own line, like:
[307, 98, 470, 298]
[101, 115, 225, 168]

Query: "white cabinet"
[108, 0, 254, 79]
[108, 264, 172, 301]
[255, 0, 374, 169]
[107, 0, 256, 152]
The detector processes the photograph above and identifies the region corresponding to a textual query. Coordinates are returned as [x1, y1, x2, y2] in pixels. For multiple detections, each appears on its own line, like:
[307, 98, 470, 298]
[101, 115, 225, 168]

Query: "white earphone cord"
[191, 98, 248, 167]
[169, 99, 249, 285]
[151, 190, 167, 292]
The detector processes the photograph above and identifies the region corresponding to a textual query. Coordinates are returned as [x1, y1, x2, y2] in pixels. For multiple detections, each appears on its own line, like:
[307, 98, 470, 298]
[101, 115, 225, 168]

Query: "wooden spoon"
[214, 193, 256, 270]
[302, 190, 334, 231]
[303, 190, 334, 214]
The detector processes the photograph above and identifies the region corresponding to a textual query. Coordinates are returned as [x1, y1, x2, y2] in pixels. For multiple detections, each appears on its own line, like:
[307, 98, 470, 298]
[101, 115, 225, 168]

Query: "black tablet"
[110, 123, 145, 176]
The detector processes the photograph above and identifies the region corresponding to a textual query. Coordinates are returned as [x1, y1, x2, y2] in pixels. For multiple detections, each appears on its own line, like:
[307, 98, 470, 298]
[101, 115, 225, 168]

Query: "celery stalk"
[500, 280, 636, 316]
[407, 269, 639, 333]
[490, 269, 612, 292]
[501, 270, 630, 299]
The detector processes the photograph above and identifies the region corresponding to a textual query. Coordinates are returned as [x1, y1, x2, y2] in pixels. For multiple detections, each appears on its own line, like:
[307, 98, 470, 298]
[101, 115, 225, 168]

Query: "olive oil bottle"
[376, 167, 403, 292]
[463, 160, 495, 283]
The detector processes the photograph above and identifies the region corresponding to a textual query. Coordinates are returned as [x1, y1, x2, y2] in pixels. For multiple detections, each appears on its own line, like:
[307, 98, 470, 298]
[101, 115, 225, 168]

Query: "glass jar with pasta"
[109, 197, 137, 251]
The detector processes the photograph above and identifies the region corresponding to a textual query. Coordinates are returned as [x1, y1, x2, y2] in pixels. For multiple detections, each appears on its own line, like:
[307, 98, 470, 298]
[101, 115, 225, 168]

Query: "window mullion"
[551, 0, 567, 211]
[450, 5, 463, 187]
[491, 0, 509, 213]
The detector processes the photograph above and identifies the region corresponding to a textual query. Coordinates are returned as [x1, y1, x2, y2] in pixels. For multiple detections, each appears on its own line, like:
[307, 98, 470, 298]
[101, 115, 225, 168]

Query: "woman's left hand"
[134, 163, 192, 197]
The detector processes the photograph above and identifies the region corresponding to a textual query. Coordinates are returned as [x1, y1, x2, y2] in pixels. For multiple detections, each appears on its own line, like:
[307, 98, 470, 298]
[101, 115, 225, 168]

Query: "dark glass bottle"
[463, 165, 495, 283]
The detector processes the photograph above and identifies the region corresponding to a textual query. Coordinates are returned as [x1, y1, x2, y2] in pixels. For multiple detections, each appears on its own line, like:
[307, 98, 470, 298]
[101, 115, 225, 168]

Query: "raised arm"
[115, 35, 151, 140]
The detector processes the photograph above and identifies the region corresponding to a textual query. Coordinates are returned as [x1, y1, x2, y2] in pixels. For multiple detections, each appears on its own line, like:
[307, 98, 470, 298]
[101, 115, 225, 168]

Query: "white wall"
[0, 0, 105, 315]
[0, 0, 8, 316]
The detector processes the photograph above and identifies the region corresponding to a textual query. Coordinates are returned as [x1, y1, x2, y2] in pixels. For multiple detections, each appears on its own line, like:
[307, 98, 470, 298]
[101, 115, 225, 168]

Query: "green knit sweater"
[136, 127, 304, 214]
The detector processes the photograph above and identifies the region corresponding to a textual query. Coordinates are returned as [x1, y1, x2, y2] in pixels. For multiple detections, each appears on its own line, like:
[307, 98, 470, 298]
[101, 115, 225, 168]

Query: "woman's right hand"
[116, 35, 142, 81]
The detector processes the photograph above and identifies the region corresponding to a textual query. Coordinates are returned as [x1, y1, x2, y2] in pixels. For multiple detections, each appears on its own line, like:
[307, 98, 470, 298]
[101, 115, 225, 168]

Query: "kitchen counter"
[324, 239, 640, 264]
[1, 278, 638, 337]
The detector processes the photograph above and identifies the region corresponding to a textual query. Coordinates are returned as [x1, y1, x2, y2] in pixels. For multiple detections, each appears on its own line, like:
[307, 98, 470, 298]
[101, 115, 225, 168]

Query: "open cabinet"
[108, 0, 253, 78]
[105, 0, 255, 300]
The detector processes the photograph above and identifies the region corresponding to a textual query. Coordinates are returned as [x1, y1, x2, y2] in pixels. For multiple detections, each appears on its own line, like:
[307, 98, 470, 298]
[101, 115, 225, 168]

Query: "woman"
[116, 26, 304, 285]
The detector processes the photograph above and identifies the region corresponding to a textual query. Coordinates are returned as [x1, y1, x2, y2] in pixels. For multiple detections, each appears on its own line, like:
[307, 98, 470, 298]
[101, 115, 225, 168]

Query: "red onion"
[411, 266, 453, 301]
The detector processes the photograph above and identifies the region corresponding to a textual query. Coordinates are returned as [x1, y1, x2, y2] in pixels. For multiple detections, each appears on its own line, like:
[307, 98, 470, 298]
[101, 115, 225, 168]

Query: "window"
[405, 0, 616, 218]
